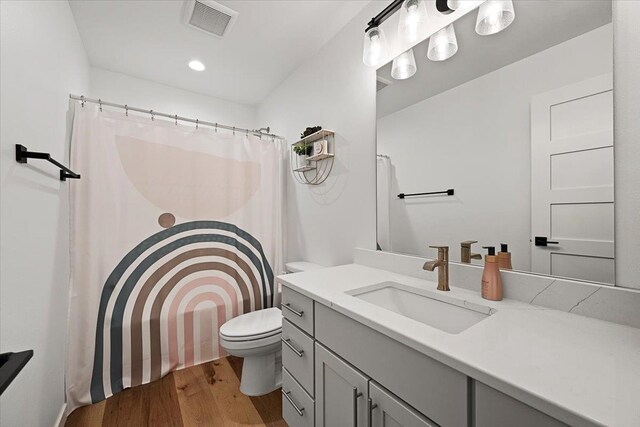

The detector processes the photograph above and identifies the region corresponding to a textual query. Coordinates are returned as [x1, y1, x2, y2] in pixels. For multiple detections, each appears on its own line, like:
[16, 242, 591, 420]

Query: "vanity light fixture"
[363, 26, 390, 67]
[427, 23, 458, 61]
[475, 0, 515, 35]
[363, 0, 516, 74]
[398, 0, 428, 44]
[188, 60, 206, 71]
[391, 49, 417, 80]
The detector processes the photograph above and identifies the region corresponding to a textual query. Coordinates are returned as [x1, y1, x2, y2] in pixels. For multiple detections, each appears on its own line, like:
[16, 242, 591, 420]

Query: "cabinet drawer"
[282, 319, 315, 397]
[283, 367, 315, 427]
[315, 303, 468, 427]
[282, 287, 314, 336]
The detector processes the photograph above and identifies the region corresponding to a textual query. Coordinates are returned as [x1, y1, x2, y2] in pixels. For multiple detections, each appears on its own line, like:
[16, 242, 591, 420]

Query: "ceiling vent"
[183, 0, 238, 38]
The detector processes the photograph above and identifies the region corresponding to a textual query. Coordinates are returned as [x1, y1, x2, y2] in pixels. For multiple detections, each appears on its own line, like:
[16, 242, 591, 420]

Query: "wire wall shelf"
[290, 129, 335, 185]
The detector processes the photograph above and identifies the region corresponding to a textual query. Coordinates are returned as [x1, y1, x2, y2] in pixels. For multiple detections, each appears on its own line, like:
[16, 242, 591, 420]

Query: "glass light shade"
[398, 0, 428, 44]
[427, 24, 458, 61]
[391, 49, 417, 80]
[363, 26, 390, 67]
[475, 0, 515, 36]
[447, 0, 460, 10]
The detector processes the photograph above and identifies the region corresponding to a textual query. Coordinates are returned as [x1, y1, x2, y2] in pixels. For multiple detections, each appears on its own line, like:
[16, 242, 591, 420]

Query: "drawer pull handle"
[282, 303, 304, 317]
[353, 387, 363, 427]
[282, 390, 305, 416]
[368, 398, 378, 427]
[281, 338, 304, 357]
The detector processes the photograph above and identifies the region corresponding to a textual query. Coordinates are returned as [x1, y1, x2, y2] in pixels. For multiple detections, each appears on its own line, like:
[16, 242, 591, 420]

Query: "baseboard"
[54, 403, 67, 427]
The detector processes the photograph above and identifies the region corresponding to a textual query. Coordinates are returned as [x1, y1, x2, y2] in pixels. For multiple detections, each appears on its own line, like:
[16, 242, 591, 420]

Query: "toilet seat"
[219, 307, 282, 342]
[220, 331, 281, 352]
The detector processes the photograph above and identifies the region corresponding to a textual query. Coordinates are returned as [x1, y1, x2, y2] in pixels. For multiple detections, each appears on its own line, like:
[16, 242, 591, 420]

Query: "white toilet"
[220, 307, 283, 396]
[219, 261, 323, 396]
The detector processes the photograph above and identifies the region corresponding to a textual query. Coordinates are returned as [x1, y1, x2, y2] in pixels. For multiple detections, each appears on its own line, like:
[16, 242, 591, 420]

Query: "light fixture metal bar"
[365, 0, 404, 32]
[365, 0, 455, 33]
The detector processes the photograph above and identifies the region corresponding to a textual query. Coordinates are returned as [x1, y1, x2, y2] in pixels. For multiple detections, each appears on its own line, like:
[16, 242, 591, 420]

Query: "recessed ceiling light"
[188, 60, 205, 71]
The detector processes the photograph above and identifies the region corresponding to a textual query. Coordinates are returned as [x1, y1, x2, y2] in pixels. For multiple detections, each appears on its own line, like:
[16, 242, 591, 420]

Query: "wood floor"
[66, 356, 286, 427]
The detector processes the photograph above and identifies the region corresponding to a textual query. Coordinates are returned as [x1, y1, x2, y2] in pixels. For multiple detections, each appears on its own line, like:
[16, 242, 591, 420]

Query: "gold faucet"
[460, 240, 482, 264]
[423, 245, 449, 291]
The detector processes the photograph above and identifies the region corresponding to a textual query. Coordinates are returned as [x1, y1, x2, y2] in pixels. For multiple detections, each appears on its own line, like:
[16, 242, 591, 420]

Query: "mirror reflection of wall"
[376, 1, 614, 284]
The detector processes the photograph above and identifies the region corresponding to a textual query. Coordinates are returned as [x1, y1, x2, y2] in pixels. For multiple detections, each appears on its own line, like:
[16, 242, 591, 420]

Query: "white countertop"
[278, 264, 640, 427]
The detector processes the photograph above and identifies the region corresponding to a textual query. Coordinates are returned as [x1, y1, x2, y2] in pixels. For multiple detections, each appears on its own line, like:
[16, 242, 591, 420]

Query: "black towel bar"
[0, 350, 34, 395]
[397, 189, 454, 199]
[15, 144, 80, 181]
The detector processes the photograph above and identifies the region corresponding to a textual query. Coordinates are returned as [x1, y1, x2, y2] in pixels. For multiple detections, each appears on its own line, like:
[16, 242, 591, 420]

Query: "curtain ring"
[80, 95, 85, 108]
[125, 105, 128, 116]
[215, 123, 218, 132]
[246, 129, 249, 137]
[150, 110, 154, 121]
[98, 98, 102, 112]
[174, 114, 178, 125]
[196, 119, 199, 129]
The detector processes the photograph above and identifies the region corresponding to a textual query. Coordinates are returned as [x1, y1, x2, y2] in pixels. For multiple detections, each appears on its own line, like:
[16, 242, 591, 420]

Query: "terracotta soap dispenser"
[481, 246, 503, 301]
[498, 243, 513, 270]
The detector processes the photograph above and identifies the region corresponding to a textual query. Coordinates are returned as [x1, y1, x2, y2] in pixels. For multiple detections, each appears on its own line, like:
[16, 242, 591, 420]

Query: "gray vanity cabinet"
[315, 342, 369, 427]
[474, 382, 566, 427]
[281, 288, 317, 427]
[281, 286, 568, 427]
[315, 302, 467, 427]
[369, 382, 438, 427]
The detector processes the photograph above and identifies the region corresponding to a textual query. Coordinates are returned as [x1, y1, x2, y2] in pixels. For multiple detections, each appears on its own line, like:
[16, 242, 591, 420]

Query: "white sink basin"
[348, 282, 491, 334]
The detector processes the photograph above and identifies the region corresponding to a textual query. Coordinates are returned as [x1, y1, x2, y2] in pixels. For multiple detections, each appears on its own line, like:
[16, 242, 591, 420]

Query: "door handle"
[535, 236, 559, 247]
[352, 387, 363, 426]
[282, 303, 304, 317]
[282, 390, 305, 416]
[368, 397, 378, 427]
[281, 338, 304, 357]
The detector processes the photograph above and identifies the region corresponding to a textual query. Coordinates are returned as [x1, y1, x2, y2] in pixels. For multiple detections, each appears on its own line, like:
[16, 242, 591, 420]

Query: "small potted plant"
[293, 126, 322, 166]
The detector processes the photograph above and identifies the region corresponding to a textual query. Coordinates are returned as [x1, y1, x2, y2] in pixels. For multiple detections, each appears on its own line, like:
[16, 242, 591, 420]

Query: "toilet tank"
[273, 261, 324, 308]
[285, 261, 324, 274]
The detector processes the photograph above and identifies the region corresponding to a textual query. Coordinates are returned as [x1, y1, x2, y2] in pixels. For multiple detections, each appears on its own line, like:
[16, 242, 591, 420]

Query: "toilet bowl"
[219, 307, 282, 396]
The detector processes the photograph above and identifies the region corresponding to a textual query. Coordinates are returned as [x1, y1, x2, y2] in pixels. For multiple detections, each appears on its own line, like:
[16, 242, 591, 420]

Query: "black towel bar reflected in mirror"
[397, 189, 454, 199]
[15, 144, 80, 181]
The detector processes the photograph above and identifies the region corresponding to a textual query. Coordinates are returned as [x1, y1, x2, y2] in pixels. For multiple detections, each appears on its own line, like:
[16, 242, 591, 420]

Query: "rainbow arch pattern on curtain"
[89, 220, 274, 403]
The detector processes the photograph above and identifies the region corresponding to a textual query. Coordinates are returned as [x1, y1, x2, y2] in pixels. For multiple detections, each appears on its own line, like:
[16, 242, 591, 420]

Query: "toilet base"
[239, 349, 282, 396]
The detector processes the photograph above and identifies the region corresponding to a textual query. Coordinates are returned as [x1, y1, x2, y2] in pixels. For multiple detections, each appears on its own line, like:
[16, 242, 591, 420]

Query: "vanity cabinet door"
[315, 342, 369, 427]
[369, 382, 438, 427]
[474, 382, 567, 427]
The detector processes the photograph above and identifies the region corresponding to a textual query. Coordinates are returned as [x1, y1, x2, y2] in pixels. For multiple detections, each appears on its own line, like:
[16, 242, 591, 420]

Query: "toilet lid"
[219, 307, 282, 341]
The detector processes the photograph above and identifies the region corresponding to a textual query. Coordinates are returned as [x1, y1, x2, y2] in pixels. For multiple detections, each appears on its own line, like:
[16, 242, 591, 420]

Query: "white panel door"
[531, 74, 614, 284]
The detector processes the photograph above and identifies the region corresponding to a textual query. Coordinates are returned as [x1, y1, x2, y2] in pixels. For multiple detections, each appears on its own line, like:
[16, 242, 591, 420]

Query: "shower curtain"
[66, 105, 285, 411]
[376, 156, 392, 251]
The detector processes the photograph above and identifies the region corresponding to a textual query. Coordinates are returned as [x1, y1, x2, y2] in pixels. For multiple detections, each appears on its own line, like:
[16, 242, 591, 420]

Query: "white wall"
[377, 25, 612, 269]
[257, 3, 379, 266]
[0, 1, 89, 426]
[89, 68, 257, 130]
[613, 3, 640, 290]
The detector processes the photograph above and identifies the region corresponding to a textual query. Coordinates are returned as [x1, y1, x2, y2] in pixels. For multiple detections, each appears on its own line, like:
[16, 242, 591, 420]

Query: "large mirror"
[376, 1, 614, 285]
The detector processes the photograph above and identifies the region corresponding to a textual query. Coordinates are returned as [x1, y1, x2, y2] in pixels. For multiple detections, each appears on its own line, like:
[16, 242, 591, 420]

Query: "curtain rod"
[69, 94, 284, 140]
